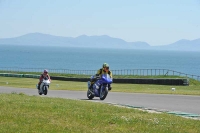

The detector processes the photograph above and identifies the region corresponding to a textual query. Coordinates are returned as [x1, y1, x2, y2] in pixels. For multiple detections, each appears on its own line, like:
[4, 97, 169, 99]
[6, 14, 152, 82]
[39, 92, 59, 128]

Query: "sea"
[0, 45, 200, 76]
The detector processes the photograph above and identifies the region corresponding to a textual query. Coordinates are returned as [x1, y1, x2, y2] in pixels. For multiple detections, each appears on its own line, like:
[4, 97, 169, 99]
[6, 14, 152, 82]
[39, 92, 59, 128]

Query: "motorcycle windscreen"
[101, 74, 113, 84]
[43, 79, 51, 84]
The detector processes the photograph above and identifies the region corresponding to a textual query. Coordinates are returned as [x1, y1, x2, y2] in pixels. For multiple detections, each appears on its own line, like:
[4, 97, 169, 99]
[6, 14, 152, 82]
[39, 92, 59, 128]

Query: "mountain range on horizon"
[0, 32, 200, 51]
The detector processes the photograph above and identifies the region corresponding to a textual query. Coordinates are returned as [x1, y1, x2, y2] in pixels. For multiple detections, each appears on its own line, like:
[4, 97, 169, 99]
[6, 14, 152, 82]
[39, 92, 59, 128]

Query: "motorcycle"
[87, 74, 113, 100]
[38, 79, 51, 95]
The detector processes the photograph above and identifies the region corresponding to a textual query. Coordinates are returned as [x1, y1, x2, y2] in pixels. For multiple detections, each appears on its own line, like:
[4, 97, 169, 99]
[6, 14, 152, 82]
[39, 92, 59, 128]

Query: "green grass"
[0, 77, 200, 95]
[0, 93, 200, 133]
[1, 73, 200, 132]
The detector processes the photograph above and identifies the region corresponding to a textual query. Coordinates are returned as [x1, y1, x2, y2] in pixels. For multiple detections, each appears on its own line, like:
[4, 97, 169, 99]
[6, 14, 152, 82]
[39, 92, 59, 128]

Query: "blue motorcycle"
[87, 74, 113, 100]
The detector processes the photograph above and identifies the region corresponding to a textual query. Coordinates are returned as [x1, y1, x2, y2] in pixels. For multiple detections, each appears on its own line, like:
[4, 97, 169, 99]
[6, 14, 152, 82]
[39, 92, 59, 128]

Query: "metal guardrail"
[0, 73, 40, 78]
[49, 76, 189, 86]
[0, 73, 189, 85]
[0, 67, 199, 81]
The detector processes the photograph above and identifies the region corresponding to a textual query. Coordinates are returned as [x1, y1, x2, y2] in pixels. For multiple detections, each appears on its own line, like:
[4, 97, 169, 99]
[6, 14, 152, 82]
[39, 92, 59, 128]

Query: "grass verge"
[0, 93, 200, 133]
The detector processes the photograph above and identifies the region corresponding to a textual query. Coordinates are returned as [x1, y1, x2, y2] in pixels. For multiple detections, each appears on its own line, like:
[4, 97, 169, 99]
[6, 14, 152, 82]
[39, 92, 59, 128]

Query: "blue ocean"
[0, 45, 200, 76]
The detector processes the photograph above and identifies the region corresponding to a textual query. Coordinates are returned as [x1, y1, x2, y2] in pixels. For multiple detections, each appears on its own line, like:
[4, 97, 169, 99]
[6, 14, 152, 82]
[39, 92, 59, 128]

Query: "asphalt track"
[1, 86, 200, 115]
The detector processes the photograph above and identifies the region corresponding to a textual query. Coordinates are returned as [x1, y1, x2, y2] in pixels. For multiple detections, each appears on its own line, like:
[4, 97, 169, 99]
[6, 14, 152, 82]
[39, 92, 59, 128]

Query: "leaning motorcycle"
[38, 79, 51, 95]
[87, 74, 113, 100]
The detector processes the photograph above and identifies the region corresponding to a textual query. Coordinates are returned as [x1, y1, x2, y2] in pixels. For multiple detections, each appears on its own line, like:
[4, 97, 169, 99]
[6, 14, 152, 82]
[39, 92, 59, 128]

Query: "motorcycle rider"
[89, 63, 113, 91]
[37, 69, 51, 90]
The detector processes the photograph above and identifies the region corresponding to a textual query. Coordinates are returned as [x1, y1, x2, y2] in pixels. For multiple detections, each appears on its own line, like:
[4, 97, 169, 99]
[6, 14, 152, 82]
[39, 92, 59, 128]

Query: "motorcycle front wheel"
[43, 86, 48, 95]
[100, 87, 108, 100]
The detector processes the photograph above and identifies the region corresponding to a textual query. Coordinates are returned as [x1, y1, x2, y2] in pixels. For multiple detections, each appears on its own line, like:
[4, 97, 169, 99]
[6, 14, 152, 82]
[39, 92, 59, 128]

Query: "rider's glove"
[95, 74, 100, 79]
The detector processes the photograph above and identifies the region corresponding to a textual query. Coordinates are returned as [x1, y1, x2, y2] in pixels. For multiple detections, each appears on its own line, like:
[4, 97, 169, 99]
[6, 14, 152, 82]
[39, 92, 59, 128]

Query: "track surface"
[1, 86, 200, 115]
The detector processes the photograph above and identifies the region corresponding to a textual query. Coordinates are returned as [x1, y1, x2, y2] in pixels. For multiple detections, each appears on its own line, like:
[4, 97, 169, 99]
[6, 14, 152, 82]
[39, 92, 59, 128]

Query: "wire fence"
[0, 67, 199, 81]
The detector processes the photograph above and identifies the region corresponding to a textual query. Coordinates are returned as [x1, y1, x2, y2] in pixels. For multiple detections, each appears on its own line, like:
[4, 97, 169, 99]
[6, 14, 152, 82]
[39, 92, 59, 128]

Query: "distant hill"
[0, 33, 150, 49]
[152, 38, 200, 51]
[0, 33, 74, 46]
[0, 33, 199, 51]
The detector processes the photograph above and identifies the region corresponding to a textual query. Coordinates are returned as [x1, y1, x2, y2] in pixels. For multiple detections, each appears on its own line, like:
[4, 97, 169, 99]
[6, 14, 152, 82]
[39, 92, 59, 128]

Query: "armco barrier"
[0, 73, 23, 77]
[51, 76, 189, 86]
[0, 73, 40, 78]
[0, 74, 189, 86]
[112, 78, 189, 86]
[51, 76, 89, 82]
[23, 74, 40, 78]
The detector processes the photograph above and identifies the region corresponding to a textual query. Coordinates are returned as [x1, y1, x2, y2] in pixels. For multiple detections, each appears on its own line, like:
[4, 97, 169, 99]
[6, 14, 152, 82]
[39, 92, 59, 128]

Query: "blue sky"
[0, 0, 200, 45]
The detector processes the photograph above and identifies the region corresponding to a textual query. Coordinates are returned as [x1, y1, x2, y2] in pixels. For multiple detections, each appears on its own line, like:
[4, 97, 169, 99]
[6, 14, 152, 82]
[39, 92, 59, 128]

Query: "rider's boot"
[108, 84, 112, 91]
